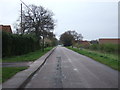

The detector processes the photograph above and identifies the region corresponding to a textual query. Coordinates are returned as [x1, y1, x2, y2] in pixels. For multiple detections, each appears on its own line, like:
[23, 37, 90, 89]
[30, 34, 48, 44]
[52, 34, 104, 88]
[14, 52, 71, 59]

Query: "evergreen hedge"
[2, 32, 40, 57]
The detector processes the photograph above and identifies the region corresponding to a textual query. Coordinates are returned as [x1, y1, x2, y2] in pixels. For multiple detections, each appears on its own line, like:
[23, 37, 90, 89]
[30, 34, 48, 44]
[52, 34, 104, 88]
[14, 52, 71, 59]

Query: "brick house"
[99, 38, 120, 44]
[0, 25, 12, 33]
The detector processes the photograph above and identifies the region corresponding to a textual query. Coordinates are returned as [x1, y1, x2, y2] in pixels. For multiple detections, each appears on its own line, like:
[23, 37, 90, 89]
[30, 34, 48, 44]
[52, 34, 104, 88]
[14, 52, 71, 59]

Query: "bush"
[89, 44, 98, 50]
[88, 44, 119, 54]
[2, 32, 40, 57]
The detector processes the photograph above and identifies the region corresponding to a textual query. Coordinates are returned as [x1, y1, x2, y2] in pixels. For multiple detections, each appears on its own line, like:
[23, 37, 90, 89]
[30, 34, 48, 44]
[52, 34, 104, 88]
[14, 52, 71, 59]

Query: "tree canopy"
[60, 30, 83, 46]
[14, 4, 57, 50]
[15, 4, 55, 39]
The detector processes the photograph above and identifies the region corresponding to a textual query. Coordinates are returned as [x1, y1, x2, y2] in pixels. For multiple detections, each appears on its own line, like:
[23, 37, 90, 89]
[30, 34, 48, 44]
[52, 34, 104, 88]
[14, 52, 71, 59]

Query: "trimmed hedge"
[2, 32, 40, 57]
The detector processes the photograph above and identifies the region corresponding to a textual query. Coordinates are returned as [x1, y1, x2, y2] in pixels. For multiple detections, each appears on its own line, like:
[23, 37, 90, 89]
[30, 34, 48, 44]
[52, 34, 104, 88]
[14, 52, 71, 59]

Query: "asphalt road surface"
[25, 46, 118, 88]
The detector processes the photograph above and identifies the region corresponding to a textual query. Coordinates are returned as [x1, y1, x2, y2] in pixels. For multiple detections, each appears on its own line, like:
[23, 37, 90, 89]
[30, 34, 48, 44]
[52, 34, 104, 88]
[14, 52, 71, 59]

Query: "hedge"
[88, 44, 119, 54]
[2, 32, 40, 57]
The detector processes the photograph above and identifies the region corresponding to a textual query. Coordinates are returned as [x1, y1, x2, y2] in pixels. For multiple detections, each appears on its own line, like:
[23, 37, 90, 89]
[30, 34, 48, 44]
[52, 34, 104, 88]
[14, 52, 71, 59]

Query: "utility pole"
[20, 0, 32, 34]
[20, 0, 44, 52]
[20, 0, 32, 12]
[21, 3, 23, 34]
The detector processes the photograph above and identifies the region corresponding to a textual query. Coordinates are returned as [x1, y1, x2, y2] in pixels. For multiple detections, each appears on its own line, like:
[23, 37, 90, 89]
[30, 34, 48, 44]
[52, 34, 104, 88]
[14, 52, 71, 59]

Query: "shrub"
[88, 44, 119, 54]
[89, 44, 98, 50]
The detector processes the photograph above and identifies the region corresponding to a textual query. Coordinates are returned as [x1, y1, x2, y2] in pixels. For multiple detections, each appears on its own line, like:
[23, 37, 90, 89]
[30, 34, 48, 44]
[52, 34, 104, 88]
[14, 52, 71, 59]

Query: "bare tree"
[15, 4, 55, 51]
[21, 5, 55, 37]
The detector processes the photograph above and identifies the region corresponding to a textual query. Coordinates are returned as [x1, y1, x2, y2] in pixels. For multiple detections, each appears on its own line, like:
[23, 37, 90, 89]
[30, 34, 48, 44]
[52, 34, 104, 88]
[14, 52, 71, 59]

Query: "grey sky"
[0, 0, 118, 40]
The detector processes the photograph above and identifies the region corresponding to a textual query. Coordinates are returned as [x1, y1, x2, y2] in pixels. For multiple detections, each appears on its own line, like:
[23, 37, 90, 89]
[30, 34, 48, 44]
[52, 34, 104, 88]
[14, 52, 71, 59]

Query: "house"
[99, 38, 120, 44]
[0, 25, 12, 33]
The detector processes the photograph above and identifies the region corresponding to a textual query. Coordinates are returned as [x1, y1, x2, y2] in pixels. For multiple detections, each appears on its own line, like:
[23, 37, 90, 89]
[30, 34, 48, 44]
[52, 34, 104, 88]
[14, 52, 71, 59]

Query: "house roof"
[99, 38, 120, 40]
[99, 38, 120, 44]
[0, 25, 12, 33]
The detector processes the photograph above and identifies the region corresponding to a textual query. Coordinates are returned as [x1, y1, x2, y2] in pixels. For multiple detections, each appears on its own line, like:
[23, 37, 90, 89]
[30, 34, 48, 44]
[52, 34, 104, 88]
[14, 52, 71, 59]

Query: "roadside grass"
[67, 47, 119, 71]
[0, 68, 2, 83]
[2, 47, 53, 62]
[1, 47, 53, 83]
[2, 67, 28, 83]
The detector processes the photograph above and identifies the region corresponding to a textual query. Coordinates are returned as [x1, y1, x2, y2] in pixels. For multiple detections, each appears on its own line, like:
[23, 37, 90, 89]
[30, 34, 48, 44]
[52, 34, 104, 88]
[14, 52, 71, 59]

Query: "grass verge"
[1, 47, 53, 83]
[2, 47, 53, 62]
[67, 47, 119, 71]
[0, 68, 1, 83]
[2, 67, 28, 83]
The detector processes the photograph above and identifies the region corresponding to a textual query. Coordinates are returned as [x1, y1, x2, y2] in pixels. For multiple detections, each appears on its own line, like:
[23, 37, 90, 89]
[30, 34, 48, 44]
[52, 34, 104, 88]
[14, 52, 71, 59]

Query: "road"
[25, 46, 118, 88]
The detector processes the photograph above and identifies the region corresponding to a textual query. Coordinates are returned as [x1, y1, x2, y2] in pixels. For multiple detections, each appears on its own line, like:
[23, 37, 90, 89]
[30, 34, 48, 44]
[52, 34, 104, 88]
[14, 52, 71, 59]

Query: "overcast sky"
[0, 0, 119, 40]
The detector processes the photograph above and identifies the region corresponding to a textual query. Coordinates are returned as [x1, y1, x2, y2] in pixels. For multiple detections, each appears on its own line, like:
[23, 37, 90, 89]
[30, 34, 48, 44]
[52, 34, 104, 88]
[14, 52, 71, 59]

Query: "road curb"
[18, 47, 56, 89]
[2, 47, 56, 89]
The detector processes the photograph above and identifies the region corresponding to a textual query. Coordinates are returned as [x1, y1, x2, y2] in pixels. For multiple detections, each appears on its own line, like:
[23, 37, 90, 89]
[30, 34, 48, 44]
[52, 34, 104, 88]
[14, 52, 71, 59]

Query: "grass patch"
[0, 68, 2, 83]
[2, 47, 53, 62]
[67, 47, 119, 71]
[2, 67, 28, 83]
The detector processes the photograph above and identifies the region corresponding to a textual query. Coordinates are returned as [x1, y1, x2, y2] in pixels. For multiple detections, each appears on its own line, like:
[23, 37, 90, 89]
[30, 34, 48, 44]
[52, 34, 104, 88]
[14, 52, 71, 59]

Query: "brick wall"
[99, 39, 120, 44]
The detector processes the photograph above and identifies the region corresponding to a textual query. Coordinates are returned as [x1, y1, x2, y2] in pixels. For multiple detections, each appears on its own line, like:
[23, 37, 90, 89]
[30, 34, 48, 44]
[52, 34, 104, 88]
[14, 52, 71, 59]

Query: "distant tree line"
[59, 30, 119, 55]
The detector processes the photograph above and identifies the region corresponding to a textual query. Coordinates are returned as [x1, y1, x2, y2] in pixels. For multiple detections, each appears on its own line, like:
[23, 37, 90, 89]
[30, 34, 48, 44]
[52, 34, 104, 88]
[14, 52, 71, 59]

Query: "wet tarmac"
[25, 46, 118, 88]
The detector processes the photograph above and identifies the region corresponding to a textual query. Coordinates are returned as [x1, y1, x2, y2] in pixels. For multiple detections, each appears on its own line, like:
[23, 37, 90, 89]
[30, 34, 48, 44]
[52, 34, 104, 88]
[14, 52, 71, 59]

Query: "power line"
[20, 0, 32, 12]
[20, 0, 33, 34]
